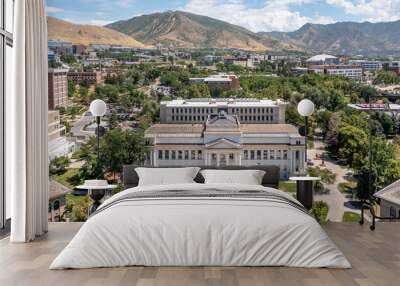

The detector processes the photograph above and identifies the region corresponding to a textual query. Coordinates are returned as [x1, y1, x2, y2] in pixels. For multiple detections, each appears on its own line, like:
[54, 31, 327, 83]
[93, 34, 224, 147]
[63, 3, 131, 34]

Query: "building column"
[217, 153, 220, 167]
[291, 150, 296, 174]
[153, 151, 158, 167]
[288, 150, 293, 174]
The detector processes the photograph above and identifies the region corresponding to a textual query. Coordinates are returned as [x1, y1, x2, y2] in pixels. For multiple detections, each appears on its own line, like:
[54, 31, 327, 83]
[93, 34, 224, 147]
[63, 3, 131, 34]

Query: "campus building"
[48, 69, 68, 109]
[145, 112, 305, 179]
[189, 74, 241, 92]
[67, 71, 102, 85]
[160, 98, 287, 124]
[48, 110, 76, 160]
[309, 65, 363, 80]
[348, 60, 383, 71]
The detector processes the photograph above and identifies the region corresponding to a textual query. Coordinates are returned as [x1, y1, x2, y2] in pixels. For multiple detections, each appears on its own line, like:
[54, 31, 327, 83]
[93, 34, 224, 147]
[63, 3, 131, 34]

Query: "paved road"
[71, 112, 95, 141]
[309, 139, 360, 222]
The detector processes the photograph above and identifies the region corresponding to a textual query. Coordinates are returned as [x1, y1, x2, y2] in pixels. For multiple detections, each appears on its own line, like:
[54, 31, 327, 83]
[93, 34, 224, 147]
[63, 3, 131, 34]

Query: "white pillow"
[135, 167, 201, 186]
[200, 169, 266, 185]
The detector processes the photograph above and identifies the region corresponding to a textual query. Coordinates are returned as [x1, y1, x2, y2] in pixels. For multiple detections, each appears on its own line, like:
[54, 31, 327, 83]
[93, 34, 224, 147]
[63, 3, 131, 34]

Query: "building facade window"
[268, 150, 274, 160]
[263, 150, 268, 160]
[1, 0, 14, 229]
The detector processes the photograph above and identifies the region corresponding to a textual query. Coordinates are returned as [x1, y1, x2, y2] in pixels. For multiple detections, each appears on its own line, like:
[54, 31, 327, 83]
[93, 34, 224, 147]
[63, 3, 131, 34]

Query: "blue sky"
[46, 0, 400, 32]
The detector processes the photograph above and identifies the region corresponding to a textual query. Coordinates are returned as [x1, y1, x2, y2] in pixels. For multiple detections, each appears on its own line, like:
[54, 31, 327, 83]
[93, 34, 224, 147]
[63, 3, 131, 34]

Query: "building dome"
[306, 54, 337, 62]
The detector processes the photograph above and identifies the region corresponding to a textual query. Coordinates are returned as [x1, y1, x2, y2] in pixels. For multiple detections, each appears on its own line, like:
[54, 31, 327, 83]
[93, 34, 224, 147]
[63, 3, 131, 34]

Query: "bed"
[50, 166, 350, 269]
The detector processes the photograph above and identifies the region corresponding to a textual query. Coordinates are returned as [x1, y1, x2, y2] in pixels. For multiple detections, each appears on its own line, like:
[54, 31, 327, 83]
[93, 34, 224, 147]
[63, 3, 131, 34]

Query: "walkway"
[309, 140, 360, 222]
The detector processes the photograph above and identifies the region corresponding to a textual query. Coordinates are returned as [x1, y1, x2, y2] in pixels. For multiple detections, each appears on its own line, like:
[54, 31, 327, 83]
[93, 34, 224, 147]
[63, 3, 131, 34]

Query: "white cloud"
[63, 18, 113, 26]
[183, 0, 335, 32]
[88, 19, 113, 26]
[326, 0, 400, 22]
[46, 6, 64, 13]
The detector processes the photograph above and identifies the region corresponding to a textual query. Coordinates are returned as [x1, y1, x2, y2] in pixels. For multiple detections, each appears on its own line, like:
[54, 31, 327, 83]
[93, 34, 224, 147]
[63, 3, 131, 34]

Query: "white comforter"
[50, 183, 351, 269]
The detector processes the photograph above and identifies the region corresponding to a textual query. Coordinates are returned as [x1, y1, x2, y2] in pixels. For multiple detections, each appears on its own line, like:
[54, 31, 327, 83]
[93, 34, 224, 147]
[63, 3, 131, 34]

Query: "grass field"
[52, 168, 80, 189]
[279, 181, 297, 193]
[342, 211, 361, 222]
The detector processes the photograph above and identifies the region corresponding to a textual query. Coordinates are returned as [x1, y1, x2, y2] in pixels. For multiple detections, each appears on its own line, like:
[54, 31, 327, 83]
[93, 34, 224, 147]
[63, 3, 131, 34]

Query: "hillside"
[261, 21, 400, 55]
[106, 11, 294, 51]
[47, 16, 145, 48]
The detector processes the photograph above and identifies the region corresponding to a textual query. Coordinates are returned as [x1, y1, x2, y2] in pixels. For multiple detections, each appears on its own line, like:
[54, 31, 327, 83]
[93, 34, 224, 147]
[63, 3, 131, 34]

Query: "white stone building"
[160, 98, 287, 124]
[309, 65, 363, 80]
[145, 112, 305, 179]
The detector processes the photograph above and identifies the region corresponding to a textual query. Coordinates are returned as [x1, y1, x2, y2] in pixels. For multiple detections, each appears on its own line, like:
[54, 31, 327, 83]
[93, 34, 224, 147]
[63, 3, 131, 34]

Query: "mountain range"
[263, 21, 400, 55]
[47, 17, 145, 48]
[106, 11, 291, 51]
[48, 11, 400, 55]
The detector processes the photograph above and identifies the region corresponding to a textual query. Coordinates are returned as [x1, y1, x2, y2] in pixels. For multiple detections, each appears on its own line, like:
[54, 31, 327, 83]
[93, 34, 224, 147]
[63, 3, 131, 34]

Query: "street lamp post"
[297, 99, 315, 165]
[89, 99, 107, 167]
[290, 99, 319, 210]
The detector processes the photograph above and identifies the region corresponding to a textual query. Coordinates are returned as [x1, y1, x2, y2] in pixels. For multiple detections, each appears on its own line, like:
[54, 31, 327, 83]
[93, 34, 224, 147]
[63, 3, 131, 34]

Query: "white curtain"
[7, 0, 49, 242]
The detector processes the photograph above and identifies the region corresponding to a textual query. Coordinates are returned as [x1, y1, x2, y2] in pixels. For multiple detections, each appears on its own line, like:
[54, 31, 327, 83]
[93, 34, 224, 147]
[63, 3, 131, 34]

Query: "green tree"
[99, 128, 148, 179]
[68, 80, 76, 98]
[61, 54, 76, 64]
[373, 71, 400, 85]
[49, 156, 71, 176]
[338, 125, 368, 169]
[140, 100, 160, 122]
[108, 112, 118, 130]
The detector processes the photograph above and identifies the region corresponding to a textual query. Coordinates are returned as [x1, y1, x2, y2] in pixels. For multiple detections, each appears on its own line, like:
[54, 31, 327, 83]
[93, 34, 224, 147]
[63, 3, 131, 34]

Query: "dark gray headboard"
[123, 165, 280, 189]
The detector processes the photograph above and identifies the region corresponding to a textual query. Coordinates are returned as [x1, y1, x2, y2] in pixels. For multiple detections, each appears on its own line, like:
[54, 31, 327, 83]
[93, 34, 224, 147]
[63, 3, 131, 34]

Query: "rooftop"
[1, 222, 399, 286]
[348, 103, 400, 111]
[375, 179, 400, 205]
[145, 123, 301, 136]
[306, 54, 337, 62]
[161, 98, 286, 107]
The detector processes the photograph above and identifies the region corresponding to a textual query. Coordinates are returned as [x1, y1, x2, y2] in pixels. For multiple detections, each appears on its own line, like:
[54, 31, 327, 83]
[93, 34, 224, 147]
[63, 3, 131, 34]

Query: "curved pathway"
[309, 139, 360, 222]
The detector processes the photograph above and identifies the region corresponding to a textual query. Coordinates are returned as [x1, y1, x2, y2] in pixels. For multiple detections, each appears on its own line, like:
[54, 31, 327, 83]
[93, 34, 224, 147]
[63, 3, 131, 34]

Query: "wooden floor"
[0, 222, 399, 286]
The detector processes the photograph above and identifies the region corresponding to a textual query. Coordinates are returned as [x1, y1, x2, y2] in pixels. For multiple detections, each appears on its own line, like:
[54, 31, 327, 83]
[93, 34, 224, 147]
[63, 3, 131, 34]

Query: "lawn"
[52, 168, 80, 189]
[338, 181, 357, 194]
[342, 211, 361, 222]
[279, 181, 297, 193]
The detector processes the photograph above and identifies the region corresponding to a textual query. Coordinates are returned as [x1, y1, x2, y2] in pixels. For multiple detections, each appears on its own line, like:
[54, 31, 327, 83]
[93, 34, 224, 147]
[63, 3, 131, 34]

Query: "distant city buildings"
[309, 65, 363, 80]
[67, 71, 102, 85]
[72, 44, 87, 55]
[306, 54, 339, 65]
[48, 69, 68, 110]
[160, 98, 287, 124]
[48, 40, 73, 54]
[348, 103, 400, 113]
[189, 74, 241, 92]
[48, 50, 60, 64]
[224, 56, 255, 69]
[348, 60, 383, 71]
[48, 110, 76, 160]
[383, 61, 400, 75]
